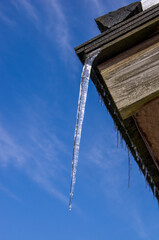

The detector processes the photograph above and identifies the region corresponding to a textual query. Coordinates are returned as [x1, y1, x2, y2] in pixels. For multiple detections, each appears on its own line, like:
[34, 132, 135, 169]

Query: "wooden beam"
[75, 5, 159, 64]
[98, 34, 159, 119]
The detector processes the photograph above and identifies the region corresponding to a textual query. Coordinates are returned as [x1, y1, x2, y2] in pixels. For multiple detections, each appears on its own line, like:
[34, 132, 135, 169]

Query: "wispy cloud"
[0, 11, 16, 27]
[11, 0, 40, 31]
[131, 209, 150, 240]
[87, 0, 105, 15]
[83, 128, 128, 203]
[86, 130, 150, 239]
[0, 113, 69, 205]
[33, 175, 68, 204]
[0, 183, 21, 202]
[86, 0, 131, 17]
[0, 125, 26, 168]
[44, 0, 73, 56]
[12, 0, 73, 58]
[15, 0, 39, 23]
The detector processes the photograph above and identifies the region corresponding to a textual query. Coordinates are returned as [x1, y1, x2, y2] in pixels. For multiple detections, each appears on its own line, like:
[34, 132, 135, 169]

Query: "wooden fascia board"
[98, 34, 159, 119]
[75, 4, 159, 64]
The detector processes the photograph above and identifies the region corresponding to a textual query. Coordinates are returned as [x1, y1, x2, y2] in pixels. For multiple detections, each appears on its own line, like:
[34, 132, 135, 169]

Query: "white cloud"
[44, 0, 73, 56]
[0, 118, 69, 205]
[131, 209, 150, 240]
[32, 175, 68, 204]
[16, 0, 39, 22]
[0, 125, 26, 167]
[0, 11, 16, 27]
[85, 130, 150, 239]
[0, 183, 21, 202]
[88, 0, 105, 15]
[13, 0, 73, 58]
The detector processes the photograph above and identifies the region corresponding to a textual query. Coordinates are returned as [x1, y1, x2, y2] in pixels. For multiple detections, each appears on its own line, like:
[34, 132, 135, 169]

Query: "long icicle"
[69, 49, 100, 211]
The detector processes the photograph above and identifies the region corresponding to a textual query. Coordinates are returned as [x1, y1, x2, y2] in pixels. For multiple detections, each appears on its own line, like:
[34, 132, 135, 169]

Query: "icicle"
[98, 94, 103, 106]
[136, 156, 139, 162]
[145, 168, 148, 179]
[113, 123, 117, 132]
[135, 149, 140, 163]
[69, 49, 100, 211]
[154, 186, 156, 197]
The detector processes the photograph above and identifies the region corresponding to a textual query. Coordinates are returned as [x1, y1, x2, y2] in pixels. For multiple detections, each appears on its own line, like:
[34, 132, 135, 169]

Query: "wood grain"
[134, 97, 159, 170]
[99, 37, 159, 119]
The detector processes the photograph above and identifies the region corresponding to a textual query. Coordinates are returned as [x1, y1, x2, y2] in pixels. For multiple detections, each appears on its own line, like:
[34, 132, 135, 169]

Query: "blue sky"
[0, 0, 159, 239]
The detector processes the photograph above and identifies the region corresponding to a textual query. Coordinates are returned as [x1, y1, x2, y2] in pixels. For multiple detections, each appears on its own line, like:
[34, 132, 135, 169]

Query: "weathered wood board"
[134, 97, 159, 169]
[98, 34, 159, 119]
